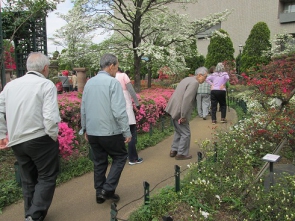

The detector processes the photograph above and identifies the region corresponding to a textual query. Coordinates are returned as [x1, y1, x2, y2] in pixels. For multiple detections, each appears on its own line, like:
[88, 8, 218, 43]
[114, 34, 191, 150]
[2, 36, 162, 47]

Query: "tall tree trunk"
[147, 60, 152, 88]
[133, 52, 141, 92]
[132, 1, 143, 92]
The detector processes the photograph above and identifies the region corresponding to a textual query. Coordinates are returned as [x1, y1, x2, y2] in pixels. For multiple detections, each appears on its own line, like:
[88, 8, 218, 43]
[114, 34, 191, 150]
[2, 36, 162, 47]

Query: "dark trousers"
[12, 135, 59, 220]
[63, 87, 70, 92]
[211, 90, 227, 121]
[128, 124, 138, 162]
[88, 134, 127, 196]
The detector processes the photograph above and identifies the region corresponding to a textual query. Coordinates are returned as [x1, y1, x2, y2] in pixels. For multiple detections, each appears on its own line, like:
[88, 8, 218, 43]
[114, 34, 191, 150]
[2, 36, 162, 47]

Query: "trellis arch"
[0, 11, 48, 88]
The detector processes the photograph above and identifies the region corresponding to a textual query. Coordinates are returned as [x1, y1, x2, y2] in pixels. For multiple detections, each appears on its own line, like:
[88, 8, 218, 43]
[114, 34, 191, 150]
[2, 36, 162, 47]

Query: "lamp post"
[237, 45, 243, 75]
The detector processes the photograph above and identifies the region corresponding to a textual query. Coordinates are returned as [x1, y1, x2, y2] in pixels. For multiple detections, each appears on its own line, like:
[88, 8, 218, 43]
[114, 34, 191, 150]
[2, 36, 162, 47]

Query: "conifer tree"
[204, 29, 234, 68]
[240, 22, 271, 73]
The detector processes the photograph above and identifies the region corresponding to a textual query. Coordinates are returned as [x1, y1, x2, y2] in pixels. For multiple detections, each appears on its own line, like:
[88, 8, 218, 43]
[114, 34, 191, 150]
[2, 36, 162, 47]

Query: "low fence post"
[161, 117, 165, 132]
[143, 181, 150, 205]
[14, 161, 22, 187]
[110, 203, 118, 221]
[213, 142, 218, 163]
[88, 146, 94, 161]
[149, 124, 153, 137]
[197, 151, 203, 162]
[162, 216, 173, 221]
[175, 165, 180, 192]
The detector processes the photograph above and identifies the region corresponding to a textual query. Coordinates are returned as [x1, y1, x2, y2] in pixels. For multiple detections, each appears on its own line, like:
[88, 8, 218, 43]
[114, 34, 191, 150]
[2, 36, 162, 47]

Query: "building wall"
[170, 0, 295, 56]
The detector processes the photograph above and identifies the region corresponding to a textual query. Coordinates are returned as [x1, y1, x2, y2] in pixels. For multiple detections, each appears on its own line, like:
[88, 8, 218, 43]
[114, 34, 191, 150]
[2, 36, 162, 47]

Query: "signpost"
[262, 154, 281, 187]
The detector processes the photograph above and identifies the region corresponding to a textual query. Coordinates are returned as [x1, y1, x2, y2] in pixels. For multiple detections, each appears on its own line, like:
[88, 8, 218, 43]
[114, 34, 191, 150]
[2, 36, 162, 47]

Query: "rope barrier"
[113, 165, 190, 220]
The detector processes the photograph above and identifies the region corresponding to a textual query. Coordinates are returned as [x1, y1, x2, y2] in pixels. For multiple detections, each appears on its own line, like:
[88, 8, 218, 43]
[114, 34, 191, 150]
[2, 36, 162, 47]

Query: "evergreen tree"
[240, 22, 271, 73]
[204, 29, 234, 68]
[184, 39, 205, 75]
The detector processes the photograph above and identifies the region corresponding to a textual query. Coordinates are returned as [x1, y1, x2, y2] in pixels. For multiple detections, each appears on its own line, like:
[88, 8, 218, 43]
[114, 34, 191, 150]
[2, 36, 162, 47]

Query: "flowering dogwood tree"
[60, 0, 231, 91]
[49, 4, 98, 69]
[270, 33, 295, 58]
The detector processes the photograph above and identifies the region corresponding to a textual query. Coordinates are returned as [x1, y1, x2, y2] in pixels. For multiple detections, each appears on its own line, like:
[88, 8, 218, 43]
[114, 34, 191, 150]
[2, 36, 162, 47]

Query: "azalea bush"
[135, 88, 174, 132]
[158, 66, 172, 80]
[58, 91, 82, 130]
[241, 52, 295, 146]
[58, 122, 79, 160]
[242, 54, 295, 99]
[4, 44, 16, 70]
[223, 60, 239, 85]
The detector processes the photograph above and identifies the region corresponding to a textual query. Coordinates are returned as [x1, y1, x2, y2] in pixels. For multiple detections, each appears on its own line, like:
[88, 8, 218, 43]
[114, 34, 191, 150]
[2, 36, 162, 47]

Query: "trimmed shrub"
[205, 29, 234, 68]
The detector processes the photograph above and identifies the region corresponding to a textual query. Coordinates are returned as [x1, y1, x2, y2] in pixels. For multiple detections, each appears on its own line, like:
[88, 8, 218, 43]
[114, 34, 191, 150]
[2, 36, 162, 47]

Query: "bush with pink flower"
[158, 66, 172, 80]
[135, 88, 174, 132]
[57, 92, 82, 159]
[56, 87, 175, 157]
[58, 91, 82, 130]
[58, 122, 79, 159]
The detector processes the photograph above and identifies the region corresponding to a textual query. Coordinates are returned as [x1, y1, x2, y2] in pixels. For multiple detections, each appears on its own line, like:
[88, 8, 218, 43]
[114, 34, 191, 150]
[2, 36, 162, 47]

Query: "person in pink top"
[115, 68, 143, 165]
[206, 62, 229, 124]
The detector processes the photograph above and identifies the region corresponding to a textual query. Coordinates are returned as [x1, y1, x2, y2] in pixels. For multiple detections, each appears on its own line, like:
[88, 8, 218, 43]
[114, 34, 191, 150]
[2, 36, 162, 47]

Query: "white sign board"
[262, 154, 281, 163]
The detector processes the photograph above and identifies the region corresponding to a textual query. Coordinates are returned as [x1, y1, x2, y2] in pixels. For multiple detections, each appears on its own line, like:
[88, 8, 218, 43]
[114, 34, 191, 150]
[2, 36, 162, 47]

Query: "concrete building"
[171, 0, 295, 56]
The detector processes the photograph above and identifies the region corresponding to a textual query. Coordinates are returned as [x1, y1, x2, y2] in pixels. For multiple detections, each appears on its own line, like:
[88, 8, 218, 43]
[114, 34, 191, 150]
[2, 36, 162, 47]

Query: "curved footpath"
[1, 108, 237, 221]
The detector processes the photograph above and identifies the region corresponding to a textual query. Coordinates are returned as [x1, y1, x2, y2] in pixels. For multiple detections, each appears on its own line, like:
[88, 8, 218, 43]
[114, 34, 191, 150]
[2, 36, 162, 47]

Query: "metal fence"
[228, 96, 248, 114]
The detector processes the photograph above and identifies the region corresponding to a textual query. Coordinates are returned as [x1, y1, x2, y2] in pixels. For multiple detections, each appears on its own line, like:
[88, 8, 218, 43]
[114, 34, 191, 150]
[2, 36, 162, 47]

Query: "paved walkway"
[1, 109, 237, 221]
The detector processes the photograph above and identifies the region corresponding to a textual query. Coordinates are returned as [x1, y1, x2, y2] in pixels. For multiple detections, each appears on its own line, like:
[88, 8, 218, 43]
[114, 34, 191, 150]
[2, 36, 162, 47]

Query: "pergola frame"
[0, 11, 47, 88]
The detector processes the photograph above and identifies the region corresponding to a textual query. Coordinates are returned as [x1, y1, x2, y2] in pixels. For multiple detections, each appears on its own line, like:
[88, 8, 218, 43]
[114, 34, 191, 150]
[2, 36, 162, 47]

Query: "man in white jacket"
[0, 52, 61, 221]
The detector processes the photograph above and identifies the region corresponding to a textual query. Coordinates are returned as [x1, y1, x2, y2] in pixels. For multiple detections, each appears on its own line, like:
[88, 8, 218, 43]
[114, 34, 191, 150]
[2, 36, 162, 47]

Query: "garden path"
[0, 109, 237, 221]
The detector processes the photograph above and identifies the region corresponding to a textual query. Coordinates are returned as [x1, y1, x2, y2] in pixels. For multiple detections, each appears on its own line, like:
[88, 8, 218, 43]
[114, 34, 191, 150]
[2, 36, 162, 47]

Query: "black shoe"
[169, 150, 177, 157]
[221, 118, 227, 123]
[101, 189, 120, 203]
[96, 195, 105, 204]
[25, 216, 44, 221]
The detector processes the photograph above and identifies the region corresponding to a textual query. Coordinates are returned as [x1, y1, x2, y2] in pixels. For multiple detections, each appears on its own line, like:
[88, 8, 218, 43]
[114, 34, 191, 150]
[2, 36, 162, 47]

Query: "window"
[196, 23, 221, 39]
[284, 3, 295, 13]
[279, 1, 295, 23]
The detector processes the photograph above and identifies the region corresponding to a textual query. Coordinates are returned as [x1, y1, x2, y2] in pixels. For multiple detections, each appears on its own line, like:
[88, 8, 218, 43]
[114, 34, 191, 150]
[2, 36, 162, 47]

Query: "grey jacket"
[165, 76, 199, 120]
[81, 71, 131, 138]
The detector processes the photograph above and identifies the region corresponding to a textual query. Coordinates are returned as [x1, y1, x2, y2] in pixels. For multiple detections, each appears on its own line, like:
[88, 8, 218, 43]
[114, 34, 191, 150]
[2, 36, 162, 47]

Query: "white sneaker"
[129, 158, 143, 165]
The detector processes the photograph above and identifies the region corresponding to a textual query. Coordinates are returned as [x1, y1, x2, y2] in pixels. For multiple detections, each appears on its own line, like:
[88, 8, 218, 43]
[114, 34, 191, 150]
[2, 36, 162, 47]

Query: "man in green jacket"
[81, 53, 131, 204]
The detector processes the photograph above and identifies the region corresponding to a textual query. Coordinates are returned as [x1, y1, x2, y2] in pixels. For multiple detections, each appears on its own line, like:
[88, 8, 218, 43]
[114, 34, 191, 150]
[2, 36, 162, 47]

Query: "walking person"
[81, 53, 131, 204]
[206, 62, 229, 124]
[207, 66, 215, 116]
[71, 70, 77, 91]
[196, 74, 211, 120]
[0, 52, 61, 221]
[165, 67, 208, 160]
[115, 68, 143, 165]
[58, 70, 70, 92]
